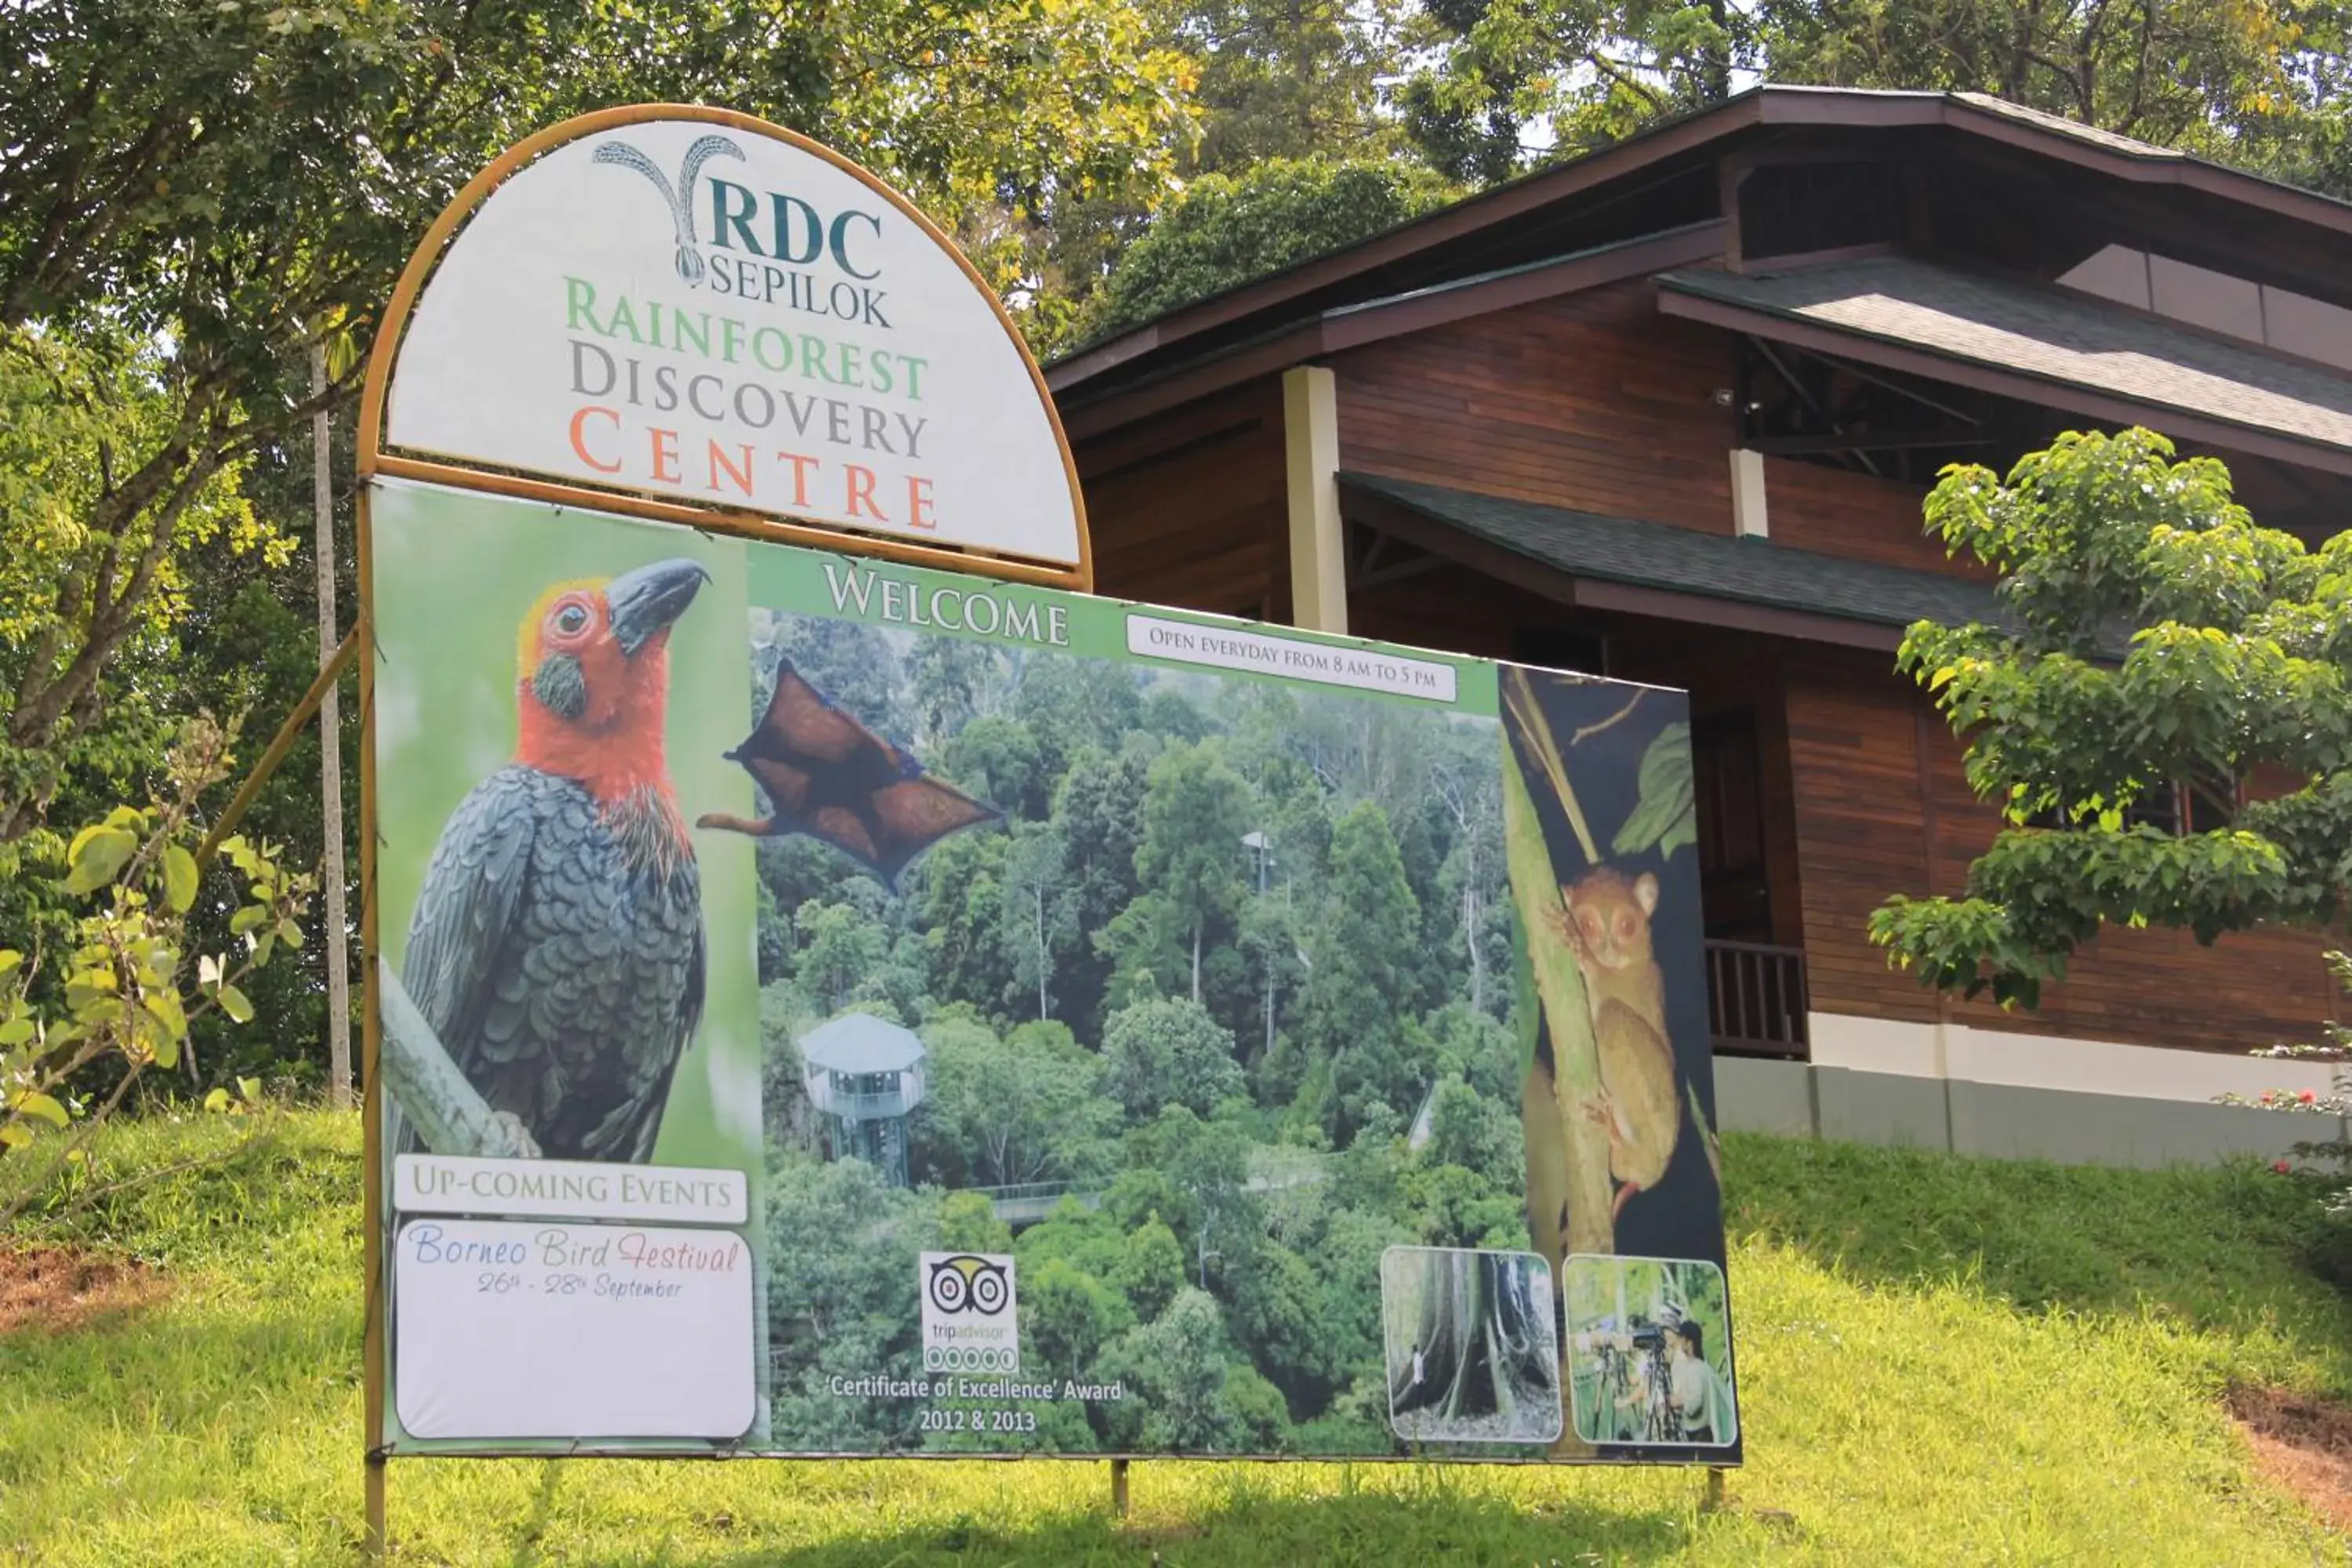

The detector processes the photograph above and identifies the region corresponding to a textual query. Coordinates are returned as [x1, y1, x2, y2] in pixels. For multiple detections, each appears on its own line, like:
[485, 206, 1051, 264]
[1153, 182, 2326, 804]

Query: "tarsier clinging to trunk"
[1552, 866, 1680, 1223]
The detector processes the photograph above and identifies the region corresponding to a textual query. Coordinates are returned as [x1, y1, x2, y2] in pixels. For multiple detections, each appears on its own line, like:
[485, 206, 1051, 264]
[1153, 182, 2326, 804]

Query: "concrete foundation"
[1713, 1055, 2343, 1167]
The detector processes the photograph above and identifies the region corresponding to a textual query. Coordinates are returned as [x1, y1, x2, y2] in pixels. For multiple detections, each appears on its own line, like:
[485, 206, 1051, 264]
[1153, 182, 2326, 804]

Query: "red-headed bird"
[397, 558, 710, 1163]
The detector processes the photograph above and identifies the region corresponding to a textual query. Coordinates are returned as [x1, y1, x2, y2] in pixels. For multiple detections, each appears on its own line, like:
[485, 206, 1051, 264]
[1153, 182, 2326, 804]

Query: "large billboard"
[368, 477, 1740, 1462]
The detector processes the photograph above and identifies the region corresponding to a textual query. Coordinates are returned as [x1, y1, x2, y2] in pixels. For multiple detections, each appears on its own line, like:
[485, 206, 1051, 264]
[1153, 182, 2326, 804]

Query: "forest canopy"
[751, 610, 1537, 1453]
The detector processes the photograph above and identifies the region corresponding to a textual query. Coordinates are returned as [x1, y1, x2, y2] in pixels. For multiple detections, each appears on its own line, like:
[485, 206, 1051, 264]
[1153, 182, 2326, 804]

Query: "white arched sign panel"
[381, 111, 1085, 572]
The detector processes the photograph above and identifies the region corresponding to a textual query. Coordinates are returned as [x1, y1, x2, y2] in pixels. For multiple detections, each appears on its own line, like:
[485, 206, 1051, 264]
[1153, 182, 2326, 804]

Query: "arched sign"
[360, 105, 1090, 587]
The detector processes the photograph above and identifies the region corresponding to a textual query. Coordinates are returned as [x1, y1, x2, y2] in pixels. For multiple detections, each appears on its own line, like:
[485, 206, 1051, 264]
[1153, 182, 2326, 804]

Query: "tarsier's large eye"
[554, 603, 590, 637]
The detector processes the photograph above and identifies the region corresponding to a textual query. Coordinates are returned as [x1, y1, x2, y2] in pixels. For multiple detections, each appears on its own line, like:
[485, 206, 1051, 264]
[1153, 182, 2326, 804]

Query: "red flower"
[2300, 1090, 2318, 1105]
[2262, 1091, 2278, 1105]
[2275, 1160, 2294, 1174]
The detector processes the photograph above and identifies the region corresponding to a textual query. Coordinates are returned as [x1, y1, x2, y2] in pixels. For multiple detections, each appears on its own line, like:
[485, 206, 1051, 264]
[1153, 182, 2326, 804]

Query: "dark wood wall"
[1079, 377, 1288, 615]
[1784, 645, 2339, 1052]
[1330, 281, 1739, 532]
[1762, 457, 1972, 576]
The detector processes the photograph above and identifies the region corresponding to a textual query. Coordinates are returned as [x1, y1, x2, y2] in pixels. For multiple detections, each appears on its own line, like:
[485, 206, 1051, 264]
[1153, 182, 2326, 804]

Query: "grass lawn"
[4, 1110, 2350, 1565]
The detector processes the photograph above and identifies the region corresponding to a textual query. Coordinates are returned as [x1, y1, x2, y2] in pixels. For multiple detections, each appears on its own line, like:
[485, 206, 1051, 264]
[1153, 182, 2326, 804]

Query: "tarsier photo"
[1555, 866, 1679, 1223]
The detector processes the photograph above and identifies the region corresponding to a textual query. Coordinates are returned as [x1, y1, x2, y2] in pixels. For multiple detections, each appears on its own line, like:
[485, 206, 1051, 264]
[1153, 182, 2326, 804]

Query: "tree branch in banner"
[378, 957, 541, 1159]
[1501, 682, 1611, 1459]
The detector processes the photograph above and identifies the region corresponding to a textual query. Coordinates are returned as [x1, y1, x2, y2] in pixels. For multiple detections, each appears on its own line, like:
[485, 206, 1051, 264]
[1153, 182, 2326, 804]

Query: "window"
[1739, 162, 1905, 260]
[2032, 774, 2238, 834]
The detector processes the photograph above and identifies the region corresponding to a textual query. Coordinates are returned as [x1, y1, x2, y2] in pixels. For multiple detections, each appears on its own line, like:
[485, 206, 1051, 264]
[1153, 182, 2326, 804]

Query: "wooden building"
[1047, 86, 2352, 1127]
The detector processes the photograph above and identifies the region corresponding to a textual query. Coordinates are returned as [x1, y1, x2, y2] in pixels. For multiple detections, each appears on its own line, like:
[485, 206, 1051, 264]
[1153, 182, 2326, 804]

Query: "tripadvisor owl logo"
[590, 134, 746, 288]
[919, 1251, 1018, 1374]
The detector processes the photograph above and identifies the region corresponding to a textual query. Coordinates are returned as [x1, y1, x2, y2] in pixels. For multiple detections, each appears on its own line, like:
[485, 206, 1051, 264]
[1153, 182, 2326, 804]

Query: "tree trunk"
[1464, 883, 1483, 1014]
[1263, 963, 1276, 1061]
[1033, 885, 1049, 1020]
[314, 346, 353, 1109]
[1501, 723, 1607, 1459]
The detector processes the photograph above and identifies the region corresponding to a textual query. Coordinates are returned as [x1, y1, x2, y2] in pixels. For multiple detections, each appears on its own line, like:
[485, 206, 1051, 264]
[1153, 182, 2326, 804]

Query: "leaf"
[229, 905, 270, 936]
[162, 844, 200, 913]
[64, 826, 138, 895]
[144, 989, 189, 1042]
[216, 983, 255, 1025]
[275, 918, 303, 949]
[238, 1076, 262, 1103]
[13, 1092, 68, 1127]
[0, 1123, 31, 1150]
[0, 949, 21, 980]
[204, 1087, 230, 1113]
[1612, 722, 1697, 859]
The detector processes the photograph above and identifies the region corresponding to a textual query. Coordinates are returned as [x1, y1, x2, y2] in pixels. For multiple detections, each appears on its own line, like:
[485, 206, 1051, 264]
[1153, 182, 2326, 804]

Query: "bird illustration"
[395, 557, 712, 1163]
[697, 658, 1000, 887]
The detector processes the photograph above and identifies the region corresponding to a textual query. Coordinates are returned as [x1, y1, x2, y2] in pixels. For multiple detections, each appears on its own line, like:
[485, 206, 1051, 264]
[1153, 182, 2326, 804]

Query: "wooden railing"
[1704, 940, 1809, 1058]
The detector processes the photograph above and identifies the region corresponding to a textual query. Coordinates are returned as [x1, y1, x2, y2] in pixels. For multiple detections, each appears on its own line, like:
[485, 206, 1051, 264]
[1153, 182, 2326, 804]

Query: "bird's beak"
[606, 558, 711, 655]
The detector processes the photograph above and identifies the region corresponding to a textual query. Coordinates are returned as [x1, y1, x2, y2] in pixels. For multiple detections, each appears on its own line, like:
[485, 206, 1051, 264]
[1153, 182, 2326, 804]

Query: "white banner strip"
[394, 1218, 756, 1440]
[1126, 615, 1458, 702]
[394, 1153, 748, 1225]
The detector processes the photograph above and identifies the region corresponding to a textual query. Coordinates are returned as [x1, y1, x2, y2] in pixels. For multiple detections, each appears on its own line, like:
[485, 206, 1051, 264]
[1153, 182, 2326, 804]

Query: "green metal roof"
[1339, 472, 1998, 631]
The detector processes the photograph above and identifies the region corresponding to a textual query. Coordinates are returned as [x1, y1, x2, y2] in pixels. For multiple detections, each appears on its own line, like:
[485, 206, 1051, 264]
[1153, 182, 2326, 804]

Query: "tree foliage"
[0, 719, 309, 1218]
[0, 0, 1195, 898]
[1400, 0, 2352, 189]
[1871, 428, 2352, 1007]
[1081, 158, 1458, 341]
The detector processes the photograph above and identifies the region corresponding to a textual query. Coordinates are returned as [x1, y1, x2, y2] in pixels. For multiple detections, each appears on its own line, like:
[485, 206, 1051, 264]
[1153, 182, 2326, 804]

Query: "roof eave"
[1654, 285, 2352, 478]
[1050, 86, 2352, 408]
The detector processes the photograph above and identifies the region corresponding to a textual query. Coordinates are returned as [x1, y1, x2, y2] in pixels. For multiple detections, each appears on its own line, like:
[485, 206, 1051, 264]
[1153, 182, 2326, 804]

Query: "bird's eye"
[554, 604, 590, 637]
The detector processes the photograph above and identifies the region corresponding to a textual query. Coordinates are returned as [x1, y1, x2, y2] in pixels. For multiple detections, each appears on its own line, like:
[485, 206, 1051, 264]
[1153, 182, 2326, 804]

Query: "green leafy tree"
[1000, 822, 1082, 1021]
[1021, 1255, 1138, 1374]
[1223, 1240, 1334, 1407]
[1014, 659, 1146, 782]
[766, 1156, 938, 1449]
[903, 637, 1003, 753]
[1125, 1104, 1255, 1287]
[0, 329, 281, 845]
[919, 1017, 1119, 1188]
[1100, 1287, 1247, 1450]
[1102, 995, 1247, 1119]
[1301, 1202, 1414, 1404]
[1112, 1213, 1189, 1318]
[1018, 1195, 1134, 1279]
[920, 830, 1016, 1014]
[1083, 158, 1457, 341]
[1052, 743, 1152, 1031]
[792, 899, 892, 1014]
[1871, 429, 2352, 1006]
[1422, 1073, 1522, 1185]
[1298, 802, 1427, 1139]
[1133, 741, 1254, 1003]
[1, 719, 308, 1216]
[938, 1189, 1016, 1254]
[1172, 0, 1409, 172]
[1223, 1362, 1295, 1451]
[1401, 0, 2348, 187]
[941, 716, 1051, 823]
